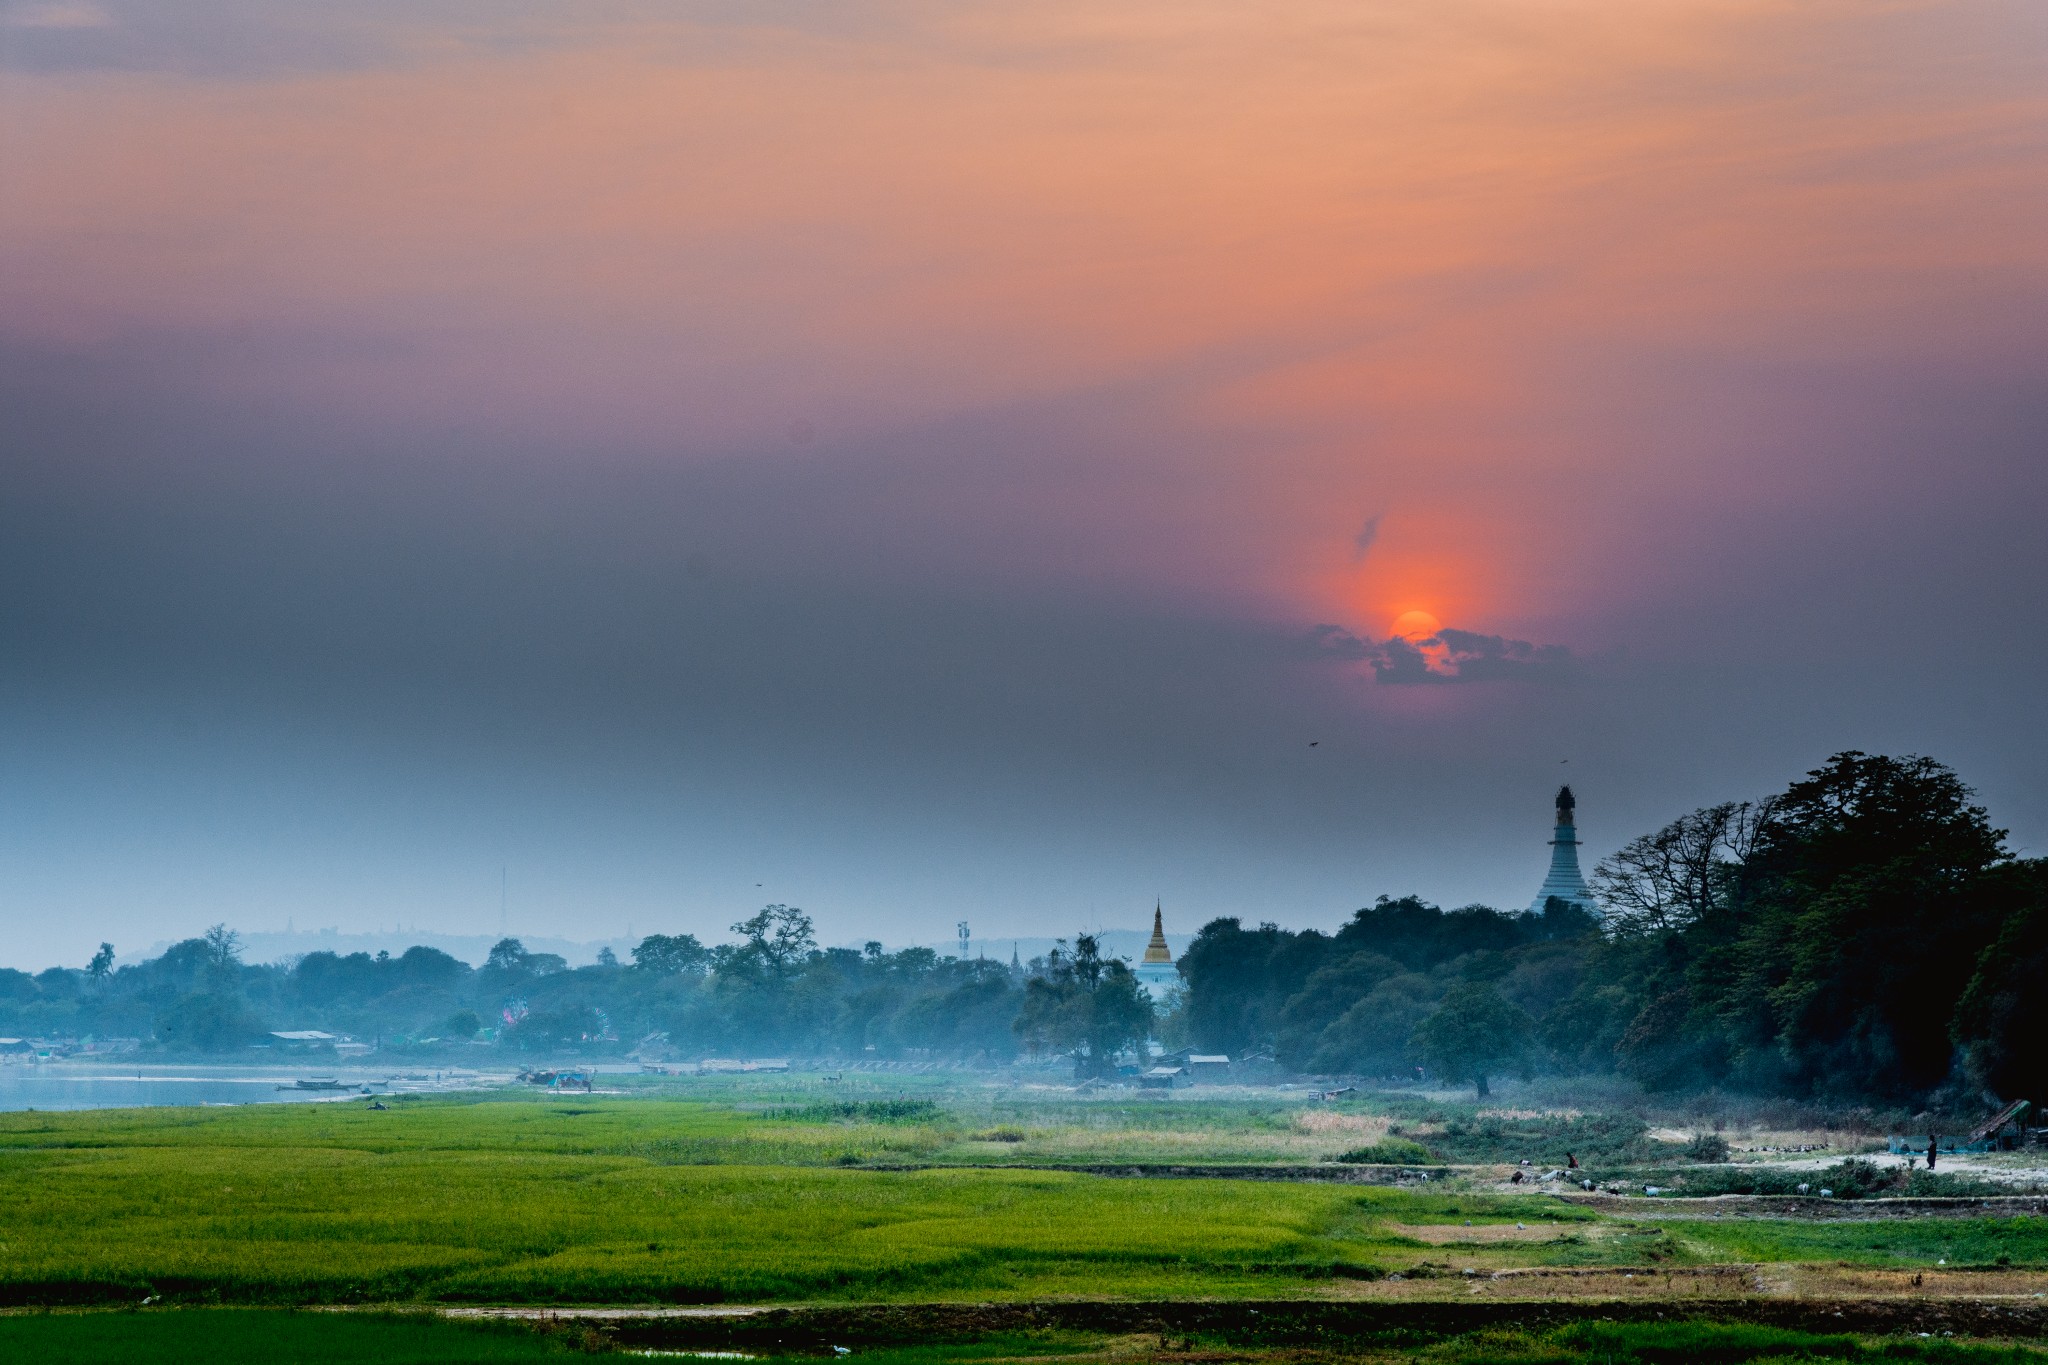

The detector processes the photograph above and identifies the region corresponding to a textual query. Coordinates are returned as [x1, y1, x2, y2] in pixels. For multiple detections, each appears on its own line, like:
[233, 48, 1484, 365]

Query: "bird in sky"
[1309, 741, 1319, 747]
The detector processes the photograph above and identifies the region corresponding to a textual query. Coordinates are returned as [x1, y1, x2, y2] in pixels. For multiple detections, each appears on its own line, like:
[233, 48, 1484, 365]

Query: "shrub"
[1683, 1132, 1731, 1162]
[1662, 1157, 2008, 1199]
[1333, 1138, 1435, 1164]
[773, 1099, 943, 1124]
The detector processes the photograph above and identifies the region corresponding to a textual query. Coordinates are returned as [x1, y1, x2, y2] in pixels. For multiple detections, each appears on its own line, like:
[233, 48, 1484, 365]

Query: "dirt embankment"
[860, 1163, 1444, 1183]
[575, 1297, 2048, 1351]
[1552, 1193, 2048, 1219]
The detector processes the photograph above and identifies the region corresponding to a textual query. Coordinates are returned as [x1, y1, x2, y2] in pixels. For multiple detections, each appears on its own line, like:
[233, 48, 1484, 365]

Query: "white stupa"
[1527, 784, 1597, 915]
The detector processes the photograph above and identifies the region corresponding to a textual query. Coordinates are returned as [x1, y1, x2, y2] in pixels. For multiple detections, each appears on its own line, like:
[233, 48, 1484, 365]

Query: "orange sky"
[4, 0, 2045, 642]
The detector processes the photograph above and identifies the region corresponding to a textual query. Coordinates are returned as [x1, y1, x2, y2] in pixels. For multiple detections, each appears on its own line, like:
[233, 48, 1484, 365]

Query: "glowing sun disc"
[1390, 610, 1442, 640]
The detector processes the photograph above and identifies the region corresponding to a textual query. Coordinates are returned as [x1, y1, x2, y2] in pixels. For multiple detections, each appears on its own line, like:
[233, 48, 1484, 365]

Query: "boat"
[276, 1078, 353, 1091]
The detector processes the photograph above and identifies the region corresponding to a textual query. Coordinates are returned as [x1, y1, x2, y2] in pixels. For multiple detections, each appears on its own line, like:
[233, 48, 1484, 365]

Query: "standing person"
[1927, 1134, 1938, 1171]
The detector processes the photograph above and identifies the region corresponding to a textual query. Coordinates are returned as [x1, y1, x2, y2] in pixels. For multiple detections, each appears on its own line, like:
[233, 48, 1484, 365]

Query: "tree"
[1952, 862, 2048, 1099]
[633, 933, 709, 978]
[1012, 933, 1154, 1078]
[87, 943, 115, 987]
[1592, 802, 1770, 935]
[156, 991, 266, 1053]
[203, 924, 242, 971]
[485, 938, 531, 972]
[730, 905, 816, 976]
[1177, 918, 1326, 1054]
[1274, 951, 1402, 1069]
[1410, 981, 1532, 1097]
[1729, 752, 2012, 1097]
[442, 1008, 484, 1040]
[1308, 972, 1437, 1076]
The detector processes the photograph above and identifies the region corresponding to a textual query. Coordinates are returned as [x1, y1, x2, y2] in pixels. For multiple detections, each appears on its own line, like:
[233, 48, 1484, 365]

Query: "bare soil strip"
[461, 1298, 2048, 1350]
[1552, 1194, 2048, 1220]
[866, 1167, 2048, 1218]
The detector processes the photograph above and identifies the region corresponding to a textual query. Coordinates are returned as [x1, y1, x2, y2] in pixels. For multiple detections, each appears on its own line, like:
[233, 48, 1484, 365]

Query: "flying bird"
[1309, 741, 1319, 747]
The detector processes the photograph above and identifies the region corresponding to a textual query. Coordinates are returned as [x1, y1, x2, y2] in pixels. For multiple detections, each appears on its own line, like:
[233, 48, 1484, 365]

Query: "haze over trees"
[2, 751, 2037, 1106]
[1173, 752, 2045, 1105]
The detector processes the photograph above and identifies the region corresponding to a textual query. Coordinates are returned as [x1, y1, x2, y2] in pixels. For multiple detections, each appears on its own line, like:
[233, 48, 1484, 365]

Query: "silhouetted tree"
[632, 933, 709, 978]
[1013, 934, 1153, 1078]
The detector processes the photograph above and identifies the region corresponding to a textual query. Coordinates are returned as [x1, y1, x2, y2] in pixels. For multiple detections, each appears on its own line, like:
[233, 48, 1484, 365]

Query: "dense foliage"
[1175, 752, 2044, 1104]
[0, 906, 1033, 1063]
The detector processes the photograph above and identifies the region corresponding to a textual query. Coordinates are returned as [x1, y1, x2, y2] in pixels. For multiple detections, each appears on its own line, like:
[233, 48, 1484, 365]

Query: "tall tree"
[632, 933, 709, 978]
[1013, 934, 1154, 1078]
[1410, 982, 1532, 1098]
[1728, 752, 2010, 1097]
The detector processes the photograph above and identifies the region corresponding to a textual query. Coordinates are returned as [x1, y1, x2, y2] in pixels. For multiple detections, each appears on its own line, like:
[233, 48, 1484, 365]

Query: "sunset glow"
[3, 0, 2045, 953]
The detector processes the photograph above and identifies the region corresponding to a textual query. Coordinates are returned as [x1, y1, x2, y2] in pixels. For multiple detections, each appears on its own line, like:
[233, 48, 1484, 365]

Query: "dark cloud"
[1302, 623, 1373, 660]
[1304, 624, 1575, 684]
[1352, 514, 1382, 561]
[1427, 628, 1577, 684]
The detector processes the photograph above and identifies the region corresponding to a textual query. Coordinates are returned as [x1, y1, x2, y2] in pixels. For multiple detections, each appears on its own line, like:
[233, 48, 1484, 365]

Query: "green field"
[0, 1085, 1443, 1168]
[0, 1095, 2045, 1306]
[0, 1310, 589, 1364]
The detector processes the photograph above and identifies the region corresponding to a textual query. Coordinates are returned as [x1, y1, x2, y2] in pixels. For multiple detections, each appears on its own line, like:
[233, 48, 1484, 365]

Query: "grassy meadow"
[1, 1090, 2046, 1307]
[0, 1310, 592, 1364]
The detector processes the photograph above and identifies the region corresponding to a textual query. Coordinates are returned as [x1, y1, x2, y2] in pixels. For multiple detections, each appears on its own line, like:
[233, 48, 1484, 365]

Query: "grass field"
[0, 1079, 1678, 1170]
[0, 1310, 590, 1363]
[1, 1095, 2046, 1306]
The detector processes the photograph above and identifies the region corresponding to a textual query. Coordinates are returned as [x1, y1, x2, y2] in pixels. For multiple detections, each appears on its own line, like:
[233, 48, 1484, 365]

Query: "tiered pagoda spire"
[1527, 784, 1597, 914]
[1142, 902, 1172, 963]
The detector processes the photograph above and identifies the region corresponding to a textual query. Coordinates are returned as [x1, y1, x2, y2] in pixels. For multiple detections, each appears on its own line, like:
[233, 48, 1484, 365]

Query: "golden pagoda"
[1136, 902, 1177, 1001]
[1142, 904, 1172, 963]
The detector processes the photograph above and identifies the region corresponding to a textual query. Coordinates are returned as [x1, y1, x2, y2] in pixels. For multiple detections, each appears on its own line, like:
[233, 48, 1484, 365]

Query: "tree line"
[0, 903, 1151, 1071]
[1174, 752, 2045, 1104]
[3, 751, 2038, 1104]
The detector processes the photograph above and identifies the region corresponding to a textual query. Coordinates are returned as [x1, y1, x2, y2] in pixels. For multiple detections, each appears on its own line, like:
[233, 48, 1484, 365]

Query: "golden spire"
[1142, 901, 1172, 963]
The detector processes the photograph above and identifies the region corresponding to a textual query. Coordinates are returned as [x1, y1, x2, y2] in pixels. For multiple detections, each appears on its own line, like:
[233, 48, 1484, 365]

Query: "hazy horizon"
[5, 0, 2046, 972]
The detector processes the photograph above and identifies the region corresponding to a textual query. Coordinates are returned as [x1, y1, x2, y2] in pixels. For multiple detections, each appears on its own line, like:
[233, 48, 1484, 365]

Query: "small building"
[1139, 1065, 1186, 1089]
[1187, 1054, 1230, 1081]
[267, 1030, 339, 1053]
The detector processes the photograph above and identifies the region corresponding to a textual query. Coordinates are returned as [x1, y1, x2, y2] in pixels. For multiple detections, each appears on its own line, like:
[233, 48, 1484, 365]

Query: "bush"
[773, 1099, 943, 1124]
[1683, 1132, 1731, 1162]
[1661, 1157, 2008, 1199]
[1333, 1138, 1435, 1164]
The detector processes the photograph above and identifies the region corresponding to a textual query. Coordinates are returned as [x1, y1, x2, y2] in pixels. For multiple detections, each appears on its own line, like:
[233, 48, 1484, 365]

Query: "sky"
[2, 0, 2046, 970]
